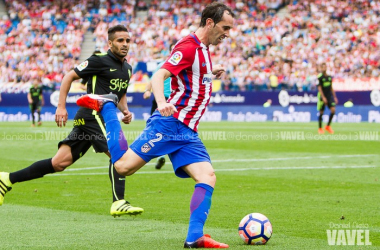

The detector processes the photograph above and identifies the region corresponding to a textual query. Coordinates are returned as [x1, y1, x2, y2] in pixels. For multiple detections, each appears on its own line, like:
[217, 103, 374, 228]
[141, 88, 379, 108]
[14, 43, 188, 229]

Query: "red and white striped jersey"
[162, 33, 213, 132]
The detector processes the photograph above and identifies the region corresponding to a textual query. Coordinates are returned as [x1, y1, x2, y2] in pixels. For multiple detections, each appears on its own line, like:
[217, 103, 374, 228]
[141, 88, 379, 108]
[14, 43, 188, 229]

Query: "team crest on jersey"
[141, 143, 151, 153]
[77, 60, 88, 71]
[168, 51, 183, 65]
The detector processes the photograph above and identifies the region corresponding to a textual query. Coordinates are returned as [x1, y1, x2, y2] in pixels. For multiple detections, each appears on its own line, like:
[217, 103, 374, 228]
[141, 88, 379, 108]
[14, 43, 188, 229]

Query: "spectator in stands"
[2, 0, 380, 93]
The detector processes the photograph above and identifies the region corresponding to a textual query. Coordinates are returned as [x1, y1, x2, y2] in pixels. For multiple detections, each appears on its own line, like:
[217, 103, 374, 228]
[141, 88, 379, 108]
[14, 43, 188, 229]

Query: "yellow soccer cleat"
[0, 172, 12, 206]
[110, 200, 144, 217]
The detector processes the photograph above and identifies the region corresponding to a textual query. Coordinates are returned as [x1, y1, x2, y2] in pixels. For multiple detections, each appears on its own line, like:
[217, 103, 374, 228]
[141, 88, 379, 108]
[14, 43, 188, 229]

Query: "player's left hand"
[334, 97, 339, 104]
[157, 102, 178, 117]
[212, 64, 225, 79]
[121, 110, 132, 124]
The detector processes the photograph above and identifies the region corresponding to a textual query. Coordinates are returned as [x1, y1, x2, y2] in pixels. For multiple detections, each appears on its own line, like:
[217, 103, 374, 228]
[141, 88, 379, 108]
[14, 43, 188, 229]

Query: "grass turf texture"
[0, 121, 379, 249]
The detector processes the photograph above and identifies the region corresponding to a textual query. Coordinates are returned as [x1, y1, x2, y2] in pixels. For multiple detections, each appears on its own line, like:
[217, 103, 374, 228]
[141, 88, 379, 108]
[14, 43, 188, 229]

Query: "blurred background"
[0, 0, 379, 122]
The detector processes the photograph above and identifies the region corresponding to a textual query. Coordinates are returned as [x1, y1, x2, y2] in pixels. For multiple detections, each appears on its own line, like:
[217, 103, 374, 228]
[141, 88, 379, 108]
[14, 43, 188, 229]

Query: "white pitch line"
[212, 154, 377, 163]
[48, 165, 378, 177]
[63, 154, 378, 172]
[64, 162, 156, 171]
[217, 165, 377, 171]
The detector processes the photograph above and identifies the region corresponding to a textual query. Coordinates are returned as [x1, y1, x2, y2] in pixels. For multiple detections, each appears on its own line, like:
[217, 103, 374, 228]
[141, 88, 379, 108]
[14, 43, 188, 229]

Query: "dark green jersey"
[317, 73, 333, 98]
[29, 86, 43, 104]
[74, 50, 132, 119]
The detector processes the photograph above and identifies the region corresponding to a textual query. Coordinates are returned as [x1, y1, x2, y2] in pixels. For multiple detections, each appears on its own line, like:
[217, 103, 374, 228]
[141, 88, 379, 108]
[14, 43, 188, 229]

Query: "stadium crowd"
[0, 0, 379, 93]
[0, 0, 88, 93]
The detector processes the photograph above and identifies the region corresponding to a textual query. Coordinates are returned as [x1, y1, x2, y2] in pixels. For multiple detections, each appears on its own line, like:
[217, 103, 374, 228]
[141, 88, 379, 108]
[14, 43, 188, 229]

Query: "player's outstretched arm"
[40, 93, 44, 106]
[143, 81, 152, 99]
[331, 86, 338, 104]
[27, 92, 32, 104]
[152, 68, 177, 116]
[317, 85, 327, 104]
[56, 70, 81, 127]
[118, 94, 132, 124]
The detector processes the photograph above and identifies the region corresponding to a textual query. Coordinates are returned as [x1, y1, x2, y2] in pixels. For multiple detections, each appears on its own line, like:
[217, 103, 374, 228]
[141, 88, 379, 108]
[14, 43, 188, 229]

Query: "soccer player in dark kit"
[317, 63, 338, 134]
[28, 78, 44, 127]
[0, 25, 143, 217]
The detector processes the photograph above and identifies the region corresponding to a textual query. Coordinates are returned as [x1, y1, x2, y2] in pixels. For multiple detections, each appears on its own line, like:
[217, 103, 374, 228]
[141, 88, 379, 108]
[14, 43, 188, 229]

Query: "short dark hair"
[199, 2, 235, 27]
[108, 25, 129, 41]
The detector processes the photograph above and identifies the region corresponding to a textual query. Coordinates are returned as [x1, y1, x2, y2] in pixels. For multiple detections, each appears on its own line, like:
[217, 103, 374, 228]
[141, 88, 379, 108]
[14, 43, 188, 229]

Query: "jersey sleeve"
[161, 42, 195, 76]
[74, 55, 104, 79]
[126, 66, 132, 95]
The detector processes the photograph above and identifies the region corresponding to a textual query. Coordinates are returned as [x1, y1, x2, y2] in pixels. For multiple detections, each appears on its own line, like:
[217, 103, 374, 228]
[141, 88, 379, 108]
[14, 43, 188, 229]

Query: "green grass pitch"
[0, 121, 379, 249]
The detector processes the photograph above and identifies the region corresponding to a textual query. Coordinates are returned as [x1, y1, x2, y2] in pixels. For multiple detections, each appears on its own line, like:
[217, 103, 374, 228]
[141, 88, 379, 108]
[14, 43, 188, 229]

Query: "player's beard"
[211, 32, 224, 46]
[112, 45, 129, 59]
[212, 37, 221, 46]
[118, 46, 129, 56]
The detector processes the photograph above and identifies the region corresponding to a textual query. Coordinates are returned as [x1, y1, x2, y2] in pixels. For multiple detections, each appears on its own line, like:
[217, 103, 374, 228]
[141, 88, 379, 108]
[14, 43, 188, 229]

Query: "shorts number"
[148, 133, 163, 147]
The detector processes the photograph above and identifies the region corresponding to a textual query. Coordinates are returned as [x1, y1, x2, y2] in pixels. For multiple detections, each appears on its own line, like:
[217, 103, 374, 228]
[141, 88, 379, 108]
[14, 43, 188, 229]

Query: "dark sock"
[328, 113, 334, 126]
[318, 114, 323, 128]
[109, 160, 125, 202]
[37, 111, 41, 122]
[31, 112, 35, 124]
[9, 158, 55, 184]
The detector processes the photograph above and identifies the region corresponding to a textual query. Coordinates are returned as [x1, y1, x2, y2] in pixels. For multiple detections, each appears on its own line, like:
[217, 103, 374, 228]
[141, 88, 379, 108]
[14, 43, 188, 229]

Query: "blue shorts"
[130, 111, 211, 178]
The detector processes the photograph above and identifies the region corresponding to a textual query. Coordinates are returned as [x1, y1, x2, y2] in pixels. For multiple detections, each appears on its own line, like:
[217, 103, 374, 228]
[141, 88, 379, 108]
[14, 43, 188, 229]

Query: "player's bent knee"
[51, 155, 73, 172]
[114, 150, 146, 176]
[52, 146, 74, 172]
[184, 162, 217, 187]
[114, 160, 133, 176]
[51, 159, 73, 172]
[195, 173, 216, 188]
[203, 171, 216, 187]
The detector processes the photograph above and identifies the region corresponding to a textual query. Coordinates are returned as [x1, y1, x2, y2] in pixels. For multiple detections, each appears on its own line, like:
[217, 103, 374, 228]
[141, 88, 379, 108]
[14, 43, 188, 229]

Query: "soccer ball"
[238, 213, 272, 245]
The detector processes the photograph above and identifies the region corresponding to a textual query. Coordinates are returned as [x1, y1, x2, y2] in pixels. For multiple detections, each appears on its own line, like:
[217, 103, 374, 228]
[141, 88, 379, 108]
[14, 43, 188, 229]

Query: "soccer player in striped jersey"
[77, 2, 234, 248]
[143, 60, 172, 170]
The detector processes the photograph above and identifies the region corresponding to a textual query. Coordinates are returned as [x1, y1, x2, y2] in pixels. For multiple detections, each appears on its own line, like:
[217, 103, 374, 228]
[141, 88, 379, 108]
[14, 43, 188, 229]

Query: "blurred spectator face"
[108, 31, 131, 59]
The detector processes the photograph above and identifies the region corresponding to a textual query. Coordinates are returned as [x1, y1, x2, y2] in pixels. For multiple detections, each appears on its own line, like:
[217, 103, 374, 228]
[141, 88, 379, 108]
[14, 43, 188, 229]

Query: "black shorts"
[58, 118, 108, 162]
[29, 103, 41, 112]
[317, 93, 336, 111]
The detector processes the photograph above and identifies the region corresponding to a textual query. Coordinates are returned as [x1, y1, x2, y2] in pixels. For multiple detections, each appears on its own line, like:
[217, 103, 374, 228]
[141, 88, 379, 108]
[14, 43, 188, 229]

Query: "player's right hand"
[143, 90, 151, 99]
[157, 102, 177, 117]
[212, 64, 225, 79]
[322, 97, 328, 104]
[55, 107, 68, 127]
